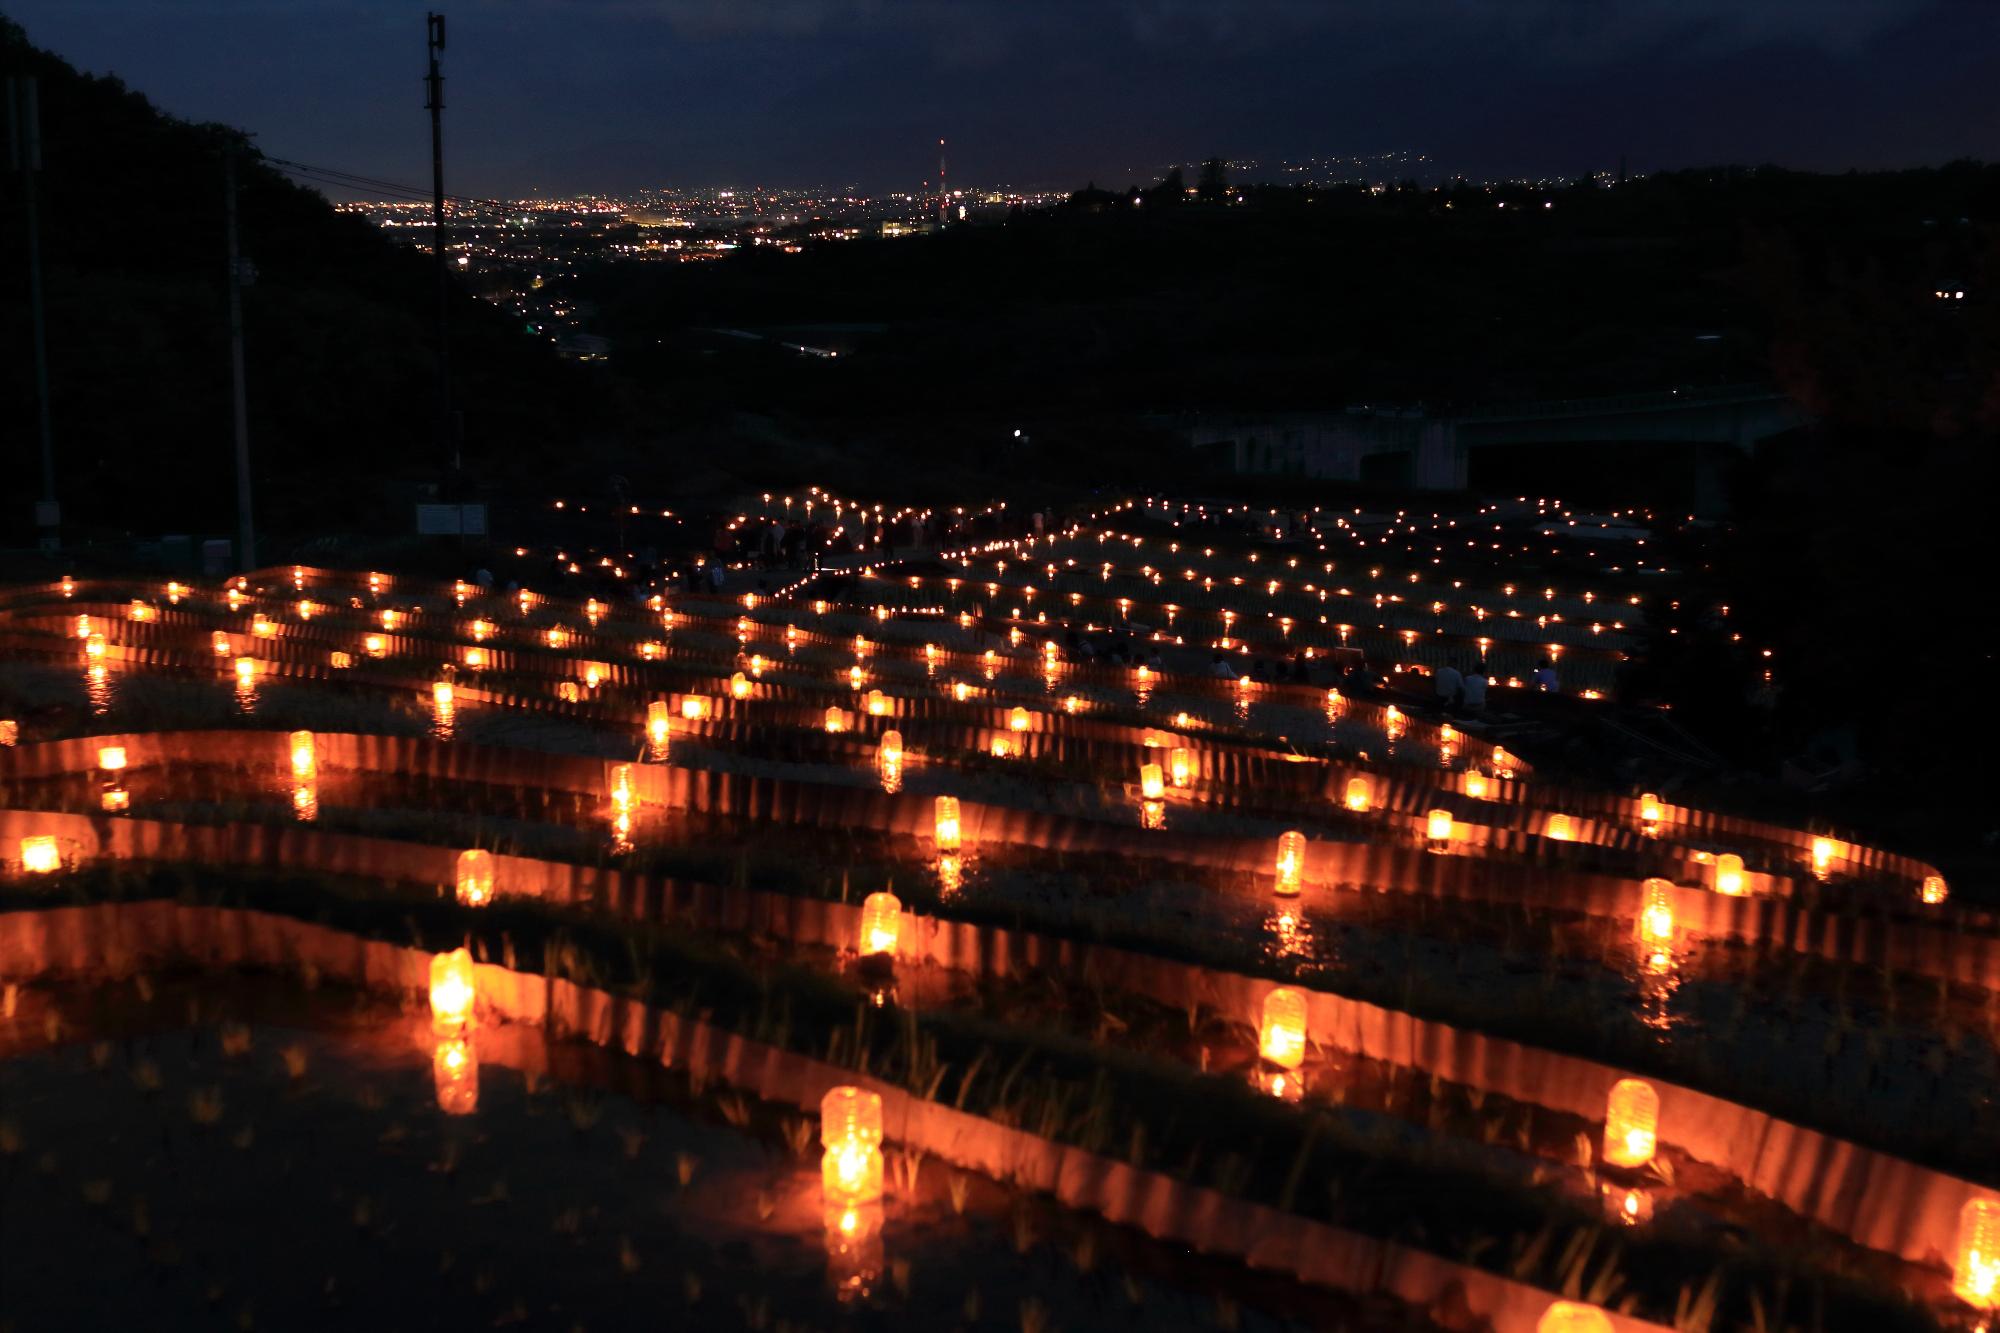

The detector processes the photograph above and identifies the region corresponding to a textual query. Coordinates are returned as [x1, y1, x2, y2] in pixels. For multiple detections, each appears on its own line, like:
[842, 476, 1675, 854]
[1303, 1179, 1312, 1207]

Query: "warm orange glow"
[680, 695, 711, 721]
[848, 664, 866, 690]
[1954, 1197, 2000, 1307]
[129, 599, 155, 621]
[83, 632, 106, 660]
[859, 891, 902, 957]
[1425, 808, 1453, 849]
[647, 700, 671, 747]
[456, 849, 495, 907]
[1923, 875, 1950, 905]
[1536, 1301, 1614, 1333]
[1343, 775, 1372, 812]
[1275, 830, 1306, 896]
[1638, 792, 1662, 829]
[1714, 853, 1746, 896]
[329, 651, 352, 670]
[434, 1037, 478, 1115]
[253, 615, 276, 638]
[429, 948, 476, 1036]
[609, 764, 636, 815]
[1638, 877, 1675, 952]
[1169, 747, 1193, 788]
[1810, 836, 1837, 880]
[1603, 1078, 1659, 1168]
[211, 630, 232, 656]
[951, 680, 971, 703]
[1140, 763, 1165, 800]
[1384, 705, 1405, 740]
[1259, 987, 1308, 1069]
[1545, 813, 1575, 841]
[989, 735, 1013, 758]
[1008, 706, 1030, 732]
[100, 785, 129, 813]
[363, 633, 386, 657]
[463, 646, 487, 670]
[97, 745, 127, 772]
[432, 679, 454, 707]
[825, 706, 848, 733]
[934, 795, 962, 853]
[20, 835, 61, 874]
[233, 656, 257, 684]
[820, 1086, 885, 1204]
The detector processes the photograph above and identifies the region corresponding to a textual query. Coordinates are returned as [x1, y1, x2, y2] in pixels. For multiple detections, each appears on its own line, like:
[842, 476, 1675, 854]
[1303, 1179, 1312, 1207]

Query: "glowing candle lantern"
[989, 735, 1013, 758]
[1713, 853, 1746, 896]
[1602, 1078, 1659, 1168]
[609, 764, 636, 814]
[1343, 775, 1372, 812]
[211, 631, 232, 656]
[434, 1038, 478, 1115]
[234, 656, 257, 685]
[329, 651, 352, 670]
[456, 849, 495, 907]
[1259, 987, 1309, 1069]
[1810, 836, 1837, 880]
[101, 786, 129, 813]
[647, 700, 671, 747]
[1953, 1197, 2000, 1307]
[877, 730, 904, 768]
[432, 679, 454, 707]
[680, 695, 711, 721]
[1537, 1302, 1614, 1333]
[429, 948, 476, 1037]
[825, 707, 848, 733]
[1165, 748, 1193, 790]
[129, 599, 154, 621]
[864, 689, 888, 717]
[253, 614, 276, 638]
[820, 1086, 885, 1205]
[1275, 830, 1306, 896]
[859, 891, 902, 958]
[0, 720, 15, 746]
[97, 745, 127, 773]
[952, 680, 971, 703]
[1140, 763, 1165, 800]
[1384, 705, 1406, 740]
[462, 646, 488, 672]
[20, 835, 61, 874]
[1008, 706, 1030, 733]
[1463, 769, 1490, 800]
[583, 662, 606, 690]
[1923, 875, 1950, 905]
[470, 618, 493, 640]
[1425, 808, 1453, 850]
[1638, 877, 1675, 952]
[363, 633, 386, 657]
[730, 671, 751, 700]
[848, 665, 865, 690]
[934, 795, 962, 853]
[1545, 813, 1574, 841]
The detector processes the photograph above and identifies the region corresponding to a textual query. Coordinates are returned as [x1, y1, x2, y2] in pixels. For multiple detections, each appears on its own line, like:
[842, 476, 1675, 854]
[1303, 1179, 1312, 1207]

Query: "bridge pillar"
[1413, 421, 1466, 491]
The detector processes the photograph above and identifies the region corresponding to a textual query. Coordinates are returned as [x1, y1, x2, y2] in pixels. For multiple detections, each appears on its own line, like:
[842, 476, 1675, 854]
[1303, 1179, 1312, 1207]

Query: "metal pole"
[224, 150, 256, 569]
[425, 12, 455, 474]
[10, 77, 58, 550]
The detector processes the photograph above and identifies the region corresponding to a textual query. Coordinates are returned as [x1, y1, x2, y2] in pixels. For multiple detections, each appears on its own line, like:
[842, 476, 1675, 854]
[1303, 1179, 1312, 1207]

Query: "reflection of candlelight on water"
[434, 1037, 478, 1115]
[1141, 798, 1165, 830]
[821, 1087, 884, 1205]
[292, 783, 318, 821]
[457, 849, 495, 907]
[824, 1200, 884, 1303]
[1603, 1183, 1654, 1227]
[429, 948, 476, 1037]
[290, 730, 317, 780]
[1274, 830, 1305, 896]
[937, 853, 963, 895]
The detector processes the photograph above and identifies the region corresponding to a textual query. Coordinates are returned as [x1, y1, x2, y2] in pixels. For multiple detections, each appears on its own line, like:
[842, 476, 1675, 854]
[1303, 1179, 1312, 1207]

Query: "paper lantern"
[253, 614, 276, 638]
[97, 745, 127, 773]
[1810, 836, 1837, 880]
[848, 665, 866, 690]
[1953, 1197, 2000, 1307]
[233, 656, 257, 684]
[20, 835, 61, 874]
[1138, 762, 1165, 801]
[1274, 830, 1305, 896]
[1923, 875, 1950, 905]
[1343, 775, 1372, 812]
[680, 695, 710, 721]
[859, 891, 901, 957]
[129, 599, 154, 621]
[1537, 1302, 1614, 1333]
[933, 796, 962, 853]
[463, 646, 487, 670]
[730, 672, 751, 700]
[820, 1086, 885, 1204]
[363, 634, 386, 657]
[825, 707, 848, 733]
[647, 701, 671, 747]
[1170, 748, 1194, 788]
[83, 633, 106, 660]
[429, 948, 476, 1036]
[1259, 987, 1308, 1069]
[433, 1037, 478, 1115]
[609, 764, 635, 814]
[583, 662, 606, 690]
[329, 651, 352, 670]
[0, 720, 15, 746]
[1713, 853, 1745, 896]
[859, 689, 886, 717]
[456, 849, 495, 907]
[432, 679, 455, 707]
[1638, 792, 1662, 830]
[1004, 706, 1030, 734]
[470, 618, 492, 640]
[1545, 813, 1574, 841]
[210, 630, 231, 656]
[951, 681, 971, 703]
[1384, 705, 1406, 740]
[100, 785, 129, 813]
[1425, 808, 1453, 850]
[1602, 1078, 1659, 1168]
[877, 730, 904, 768]
[1637, 878, 1675, 951]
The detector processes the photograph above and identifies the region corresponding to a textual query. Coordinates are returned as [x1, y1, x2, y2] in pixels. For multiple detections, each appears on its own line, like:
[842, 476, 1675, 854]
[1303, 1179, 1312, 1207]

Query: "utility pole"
[7, 76, 58, 551]
[425, 12, 456, 477]
[223, 149, 256, 569]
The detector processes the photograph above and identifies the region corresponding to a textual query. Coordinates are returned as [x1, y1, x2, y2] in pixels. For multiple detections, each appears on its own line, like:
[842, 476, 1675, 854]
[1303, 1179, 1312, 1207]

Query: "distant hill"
[0, 16, 607, 545]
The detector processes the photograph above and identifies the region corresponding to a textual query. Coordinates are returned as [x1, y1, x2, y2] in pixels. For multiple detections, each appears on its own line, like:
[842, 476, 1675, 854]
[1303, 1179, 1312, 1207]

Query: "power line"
[265, 155, 512, 211]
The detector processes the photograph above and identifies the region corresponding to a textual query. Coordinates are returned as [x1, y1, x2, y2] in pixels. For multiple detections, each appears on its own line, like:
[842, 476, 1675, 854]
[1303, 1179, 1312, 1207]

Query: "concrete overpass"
[1180, 384, 1806, 507]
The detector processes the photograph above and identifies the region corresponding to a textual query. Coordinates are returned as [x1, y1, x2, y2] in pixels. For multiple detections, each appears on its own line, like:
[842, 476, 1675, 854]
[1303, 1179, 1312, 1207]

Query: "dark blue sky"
[9, 1, 1997, 197]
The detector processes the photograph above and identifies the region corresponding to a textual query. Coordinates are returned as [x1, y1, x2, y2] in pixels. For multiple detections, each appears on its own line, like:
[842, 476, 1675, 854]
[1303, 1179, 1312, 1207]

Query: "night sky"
[8, 0, 1997, 197]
